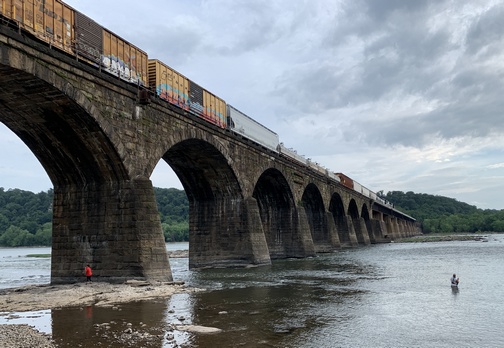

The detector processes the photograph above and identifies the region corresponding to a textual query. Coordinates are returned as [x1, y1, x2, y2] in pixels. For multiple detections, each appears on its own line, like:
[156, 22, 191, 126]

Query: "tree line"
[379, 191, 504, 233]
[1, 187, 502, 247]
[0, 187, 189, 247]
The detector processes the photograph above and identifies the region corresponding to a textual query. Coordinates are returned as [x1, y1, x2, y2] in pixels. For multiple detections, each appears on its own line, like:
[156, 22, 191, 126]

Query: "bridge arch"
[329, 192, 353, 247]
[162, 139, 249, 268]
[0, 64, 171, 283]
[253, 168, 301, 259]
[301, 183, 329, 252]
[0, 69, 129, 187]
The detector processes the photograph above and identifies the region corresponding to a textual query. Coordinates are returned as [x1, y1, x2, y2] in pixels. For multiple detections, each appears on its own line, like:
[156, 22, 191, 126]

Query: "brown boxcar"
[1, 0, 74, 53]
[335, 173, 354, 189]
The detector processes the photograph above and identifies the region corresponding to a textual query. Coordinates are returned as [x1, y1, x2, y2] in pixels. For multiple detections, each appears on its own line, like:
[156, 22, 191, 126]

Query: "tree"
[0, 225, 36, 247]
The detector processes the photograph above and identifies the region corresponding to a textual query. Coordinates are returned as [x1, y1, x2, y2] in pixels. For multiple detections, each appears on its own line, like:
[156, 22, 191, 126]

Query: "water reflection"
[51, 300, 169, 347]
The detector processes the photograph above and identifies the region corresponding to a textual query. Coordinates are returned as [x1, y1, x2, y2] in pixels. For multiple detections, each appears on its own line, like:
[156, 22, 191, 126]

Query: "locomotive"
[0, 0, 392, 207]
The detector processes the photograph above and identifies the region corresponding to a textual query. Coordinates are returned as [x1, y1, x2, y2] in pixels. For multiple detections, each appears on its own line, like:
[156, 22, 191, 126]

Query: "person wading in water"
[451, 273, 459, 287]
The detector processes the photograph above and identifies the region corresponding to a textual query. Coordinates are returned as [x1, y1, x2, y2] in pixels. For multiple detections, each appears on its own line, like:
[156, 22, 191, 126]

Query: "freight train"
[0, 0, 391, 207]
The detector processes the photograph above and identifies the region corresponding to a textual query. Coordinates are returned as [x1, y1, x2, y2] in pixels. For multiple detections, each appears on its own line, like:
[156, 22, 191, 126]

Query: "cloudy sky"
[1, 0, 503, 209]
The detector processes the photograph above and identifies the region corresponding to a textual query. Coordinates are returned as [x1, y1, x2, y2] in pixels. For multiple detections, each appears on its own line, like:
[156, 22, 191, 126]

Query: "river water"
[1, 236, 504, 347]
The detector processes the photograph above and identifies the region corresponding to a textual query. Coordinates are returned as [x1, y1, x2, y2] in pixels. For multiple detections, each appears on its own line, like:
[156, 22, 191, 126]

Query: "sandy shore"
[0, 279, 197, 313]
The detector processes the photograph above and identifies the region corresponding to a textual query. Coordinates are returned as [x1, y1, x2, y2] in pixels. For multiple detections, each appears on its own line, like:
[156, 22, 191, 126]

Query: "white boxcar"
[307, 159, 327, 176]
[369, 190, 377, 200]
[278, 143, 308, 165]
[227, 105, 279, 151]
[361, 185, 371, 198]
[353, 180, 362, 195]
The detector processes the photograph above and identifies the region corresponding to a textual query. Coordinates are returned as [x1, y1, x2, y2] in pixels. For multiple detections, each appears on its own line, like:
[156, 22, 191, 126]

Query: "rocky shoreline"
[0, 278, 206, 347]
[0, 324, 56, 348]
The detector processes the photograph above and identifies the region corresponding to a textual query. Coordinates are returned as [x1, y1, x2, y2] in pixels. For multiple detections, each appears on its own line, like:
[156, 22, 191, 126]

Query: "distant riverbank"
[396, 233, 492, 243]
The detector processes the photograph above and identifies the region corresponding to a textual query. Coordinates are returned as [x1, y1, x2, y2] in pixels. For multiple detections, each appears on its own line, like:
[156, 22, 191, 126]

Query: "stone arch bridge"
[0, 26, 418, 284]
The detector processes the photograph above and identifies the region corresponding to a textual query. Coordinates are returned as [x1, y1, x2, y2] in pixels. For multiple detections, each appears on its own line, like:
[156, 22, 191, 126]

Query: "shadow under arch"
[329, 192, 353, 247]
[361, 203, 376, 243]
[0, 65, 171, 283]
[0, 68, 129, 187]
[301, 183, 332, 252]
[164, 138, 262, 269]
[253, 168, 304, 259]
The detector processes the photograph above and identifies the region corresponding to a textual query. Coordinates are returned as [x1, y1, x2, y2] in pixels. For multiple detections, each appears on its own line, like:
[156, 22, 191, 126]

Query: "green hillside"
[379, 191, 504, 233]
[1, 187, 502, 247]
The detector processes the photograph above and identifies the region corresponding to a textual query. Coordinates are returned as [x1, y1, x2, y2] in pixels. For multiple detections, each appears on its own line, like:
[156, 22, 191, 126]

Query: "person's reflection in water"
[85, 306, 93, 319]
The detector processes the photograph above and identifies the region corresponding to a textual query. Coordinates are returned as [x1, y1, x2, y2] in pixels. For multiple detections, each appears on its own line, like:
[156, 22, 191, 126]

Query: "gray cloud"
[466, 3, 504, 55]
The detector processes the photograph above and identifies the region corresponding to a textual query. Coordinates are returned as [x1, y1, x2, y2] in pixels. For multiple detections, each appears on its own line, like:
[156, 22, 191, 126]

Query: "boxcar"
[148, 59, 226, 129]
[278, 143, 308, 165]
[335, 173, 354, 189]
[328, 171, 341, 183]
[1, 0, 74, 52]
[74, 11, 148, 85]
[148, 59, 190, 111]
[190, 80, 226, 129]
[307, 159, 328, 177]
[359, 183, 370, 198]
[353, 180, 362, 194]
[369, 190, 377, 200]
[227, 105, 279, 151]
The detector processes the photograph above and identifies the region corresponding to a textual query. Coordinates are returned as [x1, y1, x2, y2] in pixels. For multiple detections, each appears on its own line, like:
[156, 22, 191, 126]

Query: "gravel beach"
[0, 324, 56, 348]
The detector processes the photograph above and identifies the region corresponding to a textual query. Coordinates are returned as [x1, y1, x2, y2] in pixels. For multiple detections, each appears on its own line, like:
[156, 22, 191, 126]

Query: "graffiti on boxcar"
[157, 84, 189, 110]
[101, 55, 143, 85]
[74, 41, 101, 62]
[161, 70, 174, 82]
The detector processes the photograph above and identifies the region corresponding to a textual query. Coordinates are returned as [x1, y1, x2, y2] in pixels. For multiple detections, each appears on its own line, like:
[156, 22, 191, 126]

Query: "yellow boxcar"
[188, 80, 226, 128]
[1, 0, 74, 53]
[102, 29, 148, 86]
[202, 89, 227, 128]
[148, 59, 190, 111]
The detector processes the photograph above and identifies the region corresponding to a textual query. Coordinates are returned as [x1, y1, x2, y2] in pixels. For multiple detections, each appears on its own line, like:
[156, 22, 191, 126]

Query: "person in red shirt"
[85, 264, 93, 282]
